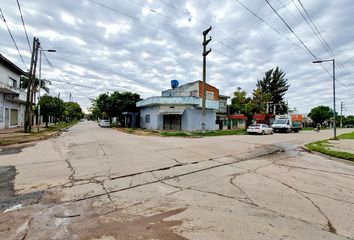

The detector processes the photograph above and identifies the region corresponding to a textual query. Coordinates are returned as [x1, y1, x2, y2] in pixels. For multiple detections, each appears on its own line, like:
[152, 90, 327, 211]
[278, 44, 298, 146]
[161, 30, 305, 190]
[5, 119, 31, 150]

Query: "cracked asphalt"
[1, 121, 354, 240]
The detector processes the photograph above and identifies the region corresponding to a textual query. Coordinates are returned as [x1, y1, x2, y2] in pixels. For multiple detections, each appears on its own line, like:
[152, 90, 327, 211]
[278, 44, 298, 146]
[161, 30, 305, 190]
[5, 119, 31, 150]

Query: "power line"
[264, 0, 316, 59]
[264, 0, 354, 93]
[293, 0, 354, 90]
[232, 0, 304, 52]
[16, 0, 31, 52]
[86, 0, 199, 46]
[0, 8, 27, 69]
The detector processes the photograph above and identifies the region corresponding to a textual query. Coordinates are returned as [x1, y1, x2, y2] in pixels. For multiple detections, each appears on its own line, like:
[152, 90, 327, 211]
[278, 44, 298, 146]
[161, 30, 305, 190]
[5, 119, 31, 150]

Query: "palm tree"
[20, 75, 50, 94]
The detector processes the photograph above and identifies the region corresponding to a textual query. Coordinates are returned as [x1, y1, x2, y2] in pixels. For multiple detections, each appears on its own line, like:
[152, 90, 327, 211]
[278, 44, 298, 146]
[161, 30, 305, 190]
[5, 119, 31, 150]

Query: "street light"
[312, 58, 336, 138]
[37, 49, 56, 132]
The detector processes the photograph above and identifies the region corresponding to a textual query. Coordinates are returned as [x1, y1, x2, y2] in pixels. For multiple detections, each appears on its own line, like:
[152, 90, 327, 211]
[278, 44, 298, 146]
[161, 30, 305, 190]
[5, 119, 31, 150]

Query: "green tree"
[308, 106, 333, 125]
[64, 102, 83, 122]
[256, 67, 290, 114]
[38, 95, 65, 127]
[343, 115, 354, 126]
[230, 87, 256, 125]
[90, 91, 141, 123]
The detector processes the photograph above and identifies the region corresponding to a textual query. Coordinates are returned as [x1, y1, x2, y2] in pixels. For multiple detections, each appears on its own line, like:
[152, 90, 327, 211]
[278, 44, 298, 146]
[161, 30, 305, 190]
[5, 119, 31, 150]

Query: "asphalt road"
[1, 121, 354, 240]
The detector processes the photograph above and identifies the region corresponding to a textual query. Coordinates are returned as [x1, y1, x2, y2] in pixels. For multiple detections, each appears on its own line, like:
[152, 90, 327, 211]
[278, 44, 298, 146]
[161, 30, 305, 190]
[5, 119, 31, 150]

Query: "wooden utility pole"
[24, 37, 40, 132]
[201, 26, 212, 132]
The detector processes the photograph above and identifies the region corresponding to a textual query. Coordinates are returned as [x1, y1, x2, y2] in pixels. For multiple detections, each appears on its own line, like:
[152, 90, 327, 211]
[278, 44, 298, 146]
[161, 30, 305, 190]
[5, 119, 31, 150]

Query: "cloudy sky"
[1, 0, 353, 114]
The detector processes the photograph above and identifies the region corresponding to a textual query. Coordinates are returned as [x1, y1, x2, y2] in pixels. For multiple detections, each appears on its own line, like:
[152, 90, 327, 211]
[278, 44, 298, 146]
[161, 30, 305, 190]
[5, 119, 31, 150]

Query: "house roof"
[0, 54, 27, 76]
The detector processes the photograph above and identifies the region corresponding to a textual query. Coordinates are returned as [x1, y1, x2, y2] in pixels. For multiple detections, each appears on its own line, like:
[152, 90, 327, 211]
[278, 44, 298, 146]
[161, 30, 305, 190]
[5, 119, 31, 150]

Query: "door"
[5, 108, 9, 128]
[10, 109, 18, 126]
[163, 115, 181, 130]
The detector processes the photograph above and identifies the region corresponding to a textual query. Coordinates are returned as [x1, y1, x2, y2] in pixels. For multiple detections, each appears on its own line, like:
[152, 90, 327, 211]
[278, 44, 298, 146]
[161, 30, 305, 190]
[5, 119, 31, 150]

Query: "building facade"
[0, 54, 27, 129]
[137, 81, 221, 131]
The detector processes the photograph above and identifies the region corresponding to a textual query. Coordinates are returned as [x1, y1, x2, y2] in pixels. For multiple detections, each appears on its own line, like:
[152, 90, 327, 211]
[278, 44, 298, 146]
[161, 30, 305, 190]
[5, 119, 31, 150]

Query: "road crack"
[260, 173, 337, 234]
[68, 150, 280, 203]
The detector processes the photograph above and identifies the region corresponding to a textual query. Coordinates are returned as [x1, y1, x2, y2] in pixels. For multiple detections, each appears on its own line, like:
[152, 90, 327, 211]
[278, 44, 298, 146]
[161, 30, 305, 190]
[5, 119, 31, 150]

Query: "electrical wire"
[16, 0, 31, 52]
[291, 0, 354, 91]
[0, 8, 27, 69]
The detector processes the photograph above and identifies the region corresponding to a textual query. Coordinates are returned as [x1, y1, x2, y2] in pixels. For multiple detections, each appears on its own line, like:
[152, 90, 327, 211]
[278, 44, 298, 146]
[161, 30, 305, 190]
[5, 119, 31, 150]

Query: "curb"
[301, 145, 354, 166]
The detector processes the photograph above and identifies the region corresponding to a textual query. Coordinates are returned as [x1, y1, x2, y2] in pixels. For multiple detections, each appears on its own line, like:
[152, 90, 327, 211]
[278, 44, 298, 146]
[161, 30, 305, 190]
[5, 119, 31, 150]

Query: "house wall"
[0, 63, 21, 87]
[139, 106, 161, 130]
[198, 81, 219, 100]
[182, 108, 218, 131]
[162, 81, 219, 101]
[162, 82, 199, 97]
[139, 105, 218, 131]
[0, 63, 26, 129]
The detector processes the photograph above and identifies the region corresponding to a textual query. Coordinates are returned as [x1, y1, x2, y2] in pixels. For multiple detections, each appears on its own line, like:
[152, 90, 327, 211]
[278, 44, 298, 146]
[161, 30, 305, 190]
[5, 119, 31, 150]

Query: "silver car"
[99, 120, 111, 127]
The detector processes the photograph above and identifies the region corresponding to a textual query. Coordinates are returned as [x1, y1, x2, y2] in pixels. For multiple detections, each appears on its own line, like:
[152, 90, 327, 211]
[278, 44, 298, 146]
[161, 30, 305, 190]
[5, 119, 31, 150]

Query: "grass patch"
[306, 131, 354, 162]
[193, 129, 246, 137]
[338, 131, 354, 139]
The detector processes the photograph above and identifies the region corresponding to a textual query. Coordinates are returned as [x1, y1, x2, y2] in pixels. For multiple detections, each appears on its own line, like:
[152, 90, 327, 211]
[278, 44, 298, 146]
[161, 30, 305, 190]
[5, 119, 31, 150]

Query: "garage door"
[163, 115, 181, 130]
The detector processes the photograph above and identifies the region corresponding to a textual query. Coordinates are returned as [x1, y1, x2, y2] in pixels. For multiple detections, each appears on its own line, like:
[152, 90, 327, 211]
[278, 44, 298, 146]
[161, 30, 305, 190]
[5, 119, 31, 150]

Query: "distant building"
[216, 95, 230, 129]
[0, 54, 27, 129]
[223, 114, 247, 130]
[136, 80, 225, 131]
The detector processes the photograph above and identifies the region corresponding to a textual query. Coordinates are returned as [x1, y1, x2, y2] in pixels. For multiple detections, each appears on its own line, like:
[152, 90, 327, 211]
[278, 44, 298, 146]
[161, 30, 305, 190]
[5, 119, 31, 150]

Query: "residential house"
[136, 80, 223, 131]
[216, 94, 230, 129]
[0, 54, 27, 129]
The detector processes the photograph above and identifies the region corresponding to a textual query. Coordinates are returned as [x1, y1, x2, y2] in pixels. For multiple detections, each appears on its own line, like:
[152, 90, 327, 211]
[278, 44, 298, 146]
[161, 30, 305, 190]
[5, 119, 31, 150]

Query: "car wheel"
[271, 130, 274, 135]
[261, 130, 265, 135]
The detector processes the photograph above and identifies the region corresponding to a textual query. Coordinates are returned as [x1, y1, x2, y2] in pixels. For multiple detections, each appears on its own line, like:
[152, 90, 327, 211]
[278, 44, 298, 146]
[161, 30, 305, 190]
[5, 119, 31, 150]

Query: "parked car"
[346, 124, 353, 128]
[99, 120, 111, 127]
[247, 124, 273, 135]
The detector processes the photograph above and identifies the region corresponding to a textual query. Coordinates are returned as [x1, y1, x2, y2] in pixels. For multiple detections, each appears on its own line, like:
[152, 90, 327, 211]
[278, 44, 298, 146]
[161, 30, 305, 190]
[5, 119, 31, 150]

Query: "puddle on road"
[0, 143, 35, 156]
[0, 166, 44, 212]
[275, 143, 305, 157]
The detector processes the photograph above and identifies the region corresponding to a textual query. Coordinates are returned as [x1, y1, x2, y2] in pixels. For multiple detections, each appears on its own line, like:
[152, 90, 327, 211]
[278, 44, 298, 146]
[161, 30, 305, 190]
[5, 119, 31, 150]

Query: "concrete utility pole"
[24, 37, 40, 133]
[313, 59, 336, 138]
[340, 102, 344, 128]
[201, 26, 212, 132]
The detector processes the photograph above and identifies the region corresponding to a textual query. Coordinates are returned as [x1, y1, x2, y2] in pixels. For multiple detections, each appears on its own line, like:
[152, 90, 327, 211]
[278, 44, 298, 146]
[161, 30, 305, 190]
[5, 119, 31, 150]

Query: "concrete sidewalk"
[327, 139, 354, 154]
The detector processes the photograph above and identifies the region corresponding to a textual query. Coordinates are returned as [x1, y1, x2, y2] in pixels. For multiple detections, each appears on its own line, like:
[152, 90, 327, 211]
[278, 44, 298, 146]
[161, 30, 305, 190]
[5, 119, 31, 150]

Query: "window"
[9, 77, 17, 88]
[145, 114, 150, 123]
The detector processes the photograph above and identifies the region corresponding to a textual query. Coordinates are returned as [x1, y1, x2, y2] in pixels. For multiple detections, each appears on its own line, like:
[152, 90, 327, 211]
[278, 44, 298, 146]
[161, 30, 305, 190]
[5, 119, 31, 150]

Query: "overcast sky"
[1, 0, 353, 115]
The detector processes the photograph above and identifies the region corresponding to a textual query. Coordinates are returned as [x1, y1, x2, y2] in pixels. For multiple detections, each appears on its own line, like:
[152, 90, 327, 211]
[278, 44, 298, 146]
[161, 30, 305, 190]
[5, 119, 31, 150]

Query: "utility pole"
[24, 37, 40, 132]
[340, 102, 344, 128]
[201, 26, 212, 132]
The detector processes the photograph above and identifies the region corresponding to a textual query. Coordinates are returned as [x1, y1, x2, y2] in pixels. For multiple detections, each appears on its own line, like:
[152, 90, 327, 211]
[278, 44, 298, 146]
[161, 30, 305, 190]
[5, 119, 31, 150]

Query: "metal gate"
[163, 115, 181, 130]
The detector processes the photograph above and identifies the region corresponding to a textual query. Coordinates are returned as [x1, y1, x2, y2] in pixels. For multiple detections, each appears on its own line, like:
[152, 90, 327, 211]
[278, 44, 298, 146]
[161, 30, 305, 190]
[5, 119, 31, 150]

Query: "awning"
[158, 109, 185, 115]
